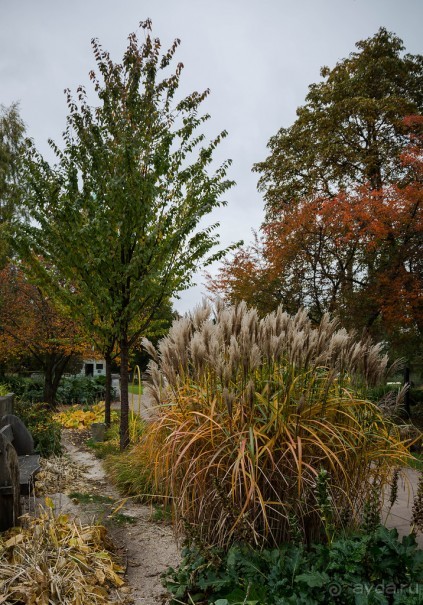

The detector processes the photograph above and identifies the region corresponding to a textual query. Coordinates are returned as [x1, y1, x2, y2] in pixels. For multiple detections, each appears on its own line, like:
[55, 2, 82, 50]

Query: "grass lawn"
[128, 383, 143, 395]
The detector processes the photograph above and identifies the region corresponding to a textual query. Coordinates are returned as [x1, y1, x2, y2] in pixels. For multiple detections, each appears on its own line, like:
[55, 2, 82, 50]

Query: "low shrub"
[54, 402, 119, 429]
[56, 375, 116, 405]
[164, 526, 423, 604]
[1, 374, 116, 405]
[2, 375, 44, 402]
[14, 400, 62, 457]
[87, 412, 145, 460]
[141, 302, 411, 549]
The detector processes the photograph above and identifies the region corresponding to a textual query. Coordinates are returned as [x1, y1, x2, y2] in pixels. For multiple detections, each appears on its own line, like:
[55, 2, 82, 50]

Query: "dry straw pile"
[35, 456, 84, 496]
[141, 302, 411, 548]
[0, 503, 125, 604]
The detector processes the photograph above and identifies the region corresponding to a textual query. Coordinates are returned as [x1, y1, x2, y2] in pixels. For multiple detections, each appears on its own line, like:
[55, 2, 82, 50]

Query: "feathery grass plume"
[378, 383, 408, 418]
[141, 302, 411, 548]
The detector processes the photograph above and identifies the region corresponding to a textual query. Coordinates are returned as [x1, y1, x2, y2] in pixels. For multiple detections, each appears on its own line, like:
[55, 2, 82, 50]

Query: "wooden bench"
[0, 415, 40, 531]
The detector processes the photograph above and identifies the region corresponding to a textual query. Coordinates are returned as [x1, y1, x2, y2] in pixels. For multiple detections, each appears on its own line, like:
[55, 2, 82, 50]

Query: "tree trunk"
[43, 364, 55, 407]
[105, 351, 112, 428]
[119, 333, 130, 450]
[43, 354, 70, 408]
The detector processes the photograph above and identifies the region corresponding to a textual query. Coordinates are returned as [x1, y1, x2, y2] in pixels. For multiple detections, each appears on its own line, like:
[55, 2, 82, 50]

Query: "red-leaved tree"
[0, 264, 91, 406]
[210, 119, 423, 357]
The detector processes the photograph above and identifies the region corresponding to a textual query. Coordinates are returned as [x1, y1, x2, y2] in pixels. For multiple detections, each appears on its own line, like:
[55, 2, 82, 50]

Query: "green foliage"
[164, 527, 423, 604]
[1, 374, 114, 405]
[56, 375, 116, 405]
[68, 492, 114, 505]
[255, 27, 423, 215]
[367, 384, 403, 403]
[127, 383, 142, 395]
[14, 400, 62, 457]
[0, 103, 26, 266]
[2, 375, 44, 402]
[86, 411, 145, 459]
[151, 503, 172, 524]
[86, 419, 121, 458]
[86, 419, 122, 458]
[111, 512, 137, 526]
[104, 443, 159, 502]
[0, 383, 10, 396]
[67, 491, 136, 526]
[226, 28, 423, 365]
[86, 438, 120, 459]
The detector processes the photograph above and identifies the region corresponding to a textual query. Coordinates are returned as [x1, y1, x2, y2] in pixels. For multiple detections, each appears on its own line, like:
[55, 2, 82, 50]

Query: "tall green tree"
[18, 20, 235, 448]
[0, 103, 25, 266]
[255, 28, 423, 218]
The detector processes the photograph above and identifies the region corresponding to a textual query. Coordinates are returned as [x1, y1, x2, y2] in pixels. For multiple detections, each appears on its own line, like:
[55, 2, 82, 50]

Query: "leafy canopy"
[17, 20, 235, 446]
[254, 27, 423, 217]
[211, 120, 423, 360]
[212, 29, 423, 362]
[0, 264, 90, 405]
[19, 20, 235, 343]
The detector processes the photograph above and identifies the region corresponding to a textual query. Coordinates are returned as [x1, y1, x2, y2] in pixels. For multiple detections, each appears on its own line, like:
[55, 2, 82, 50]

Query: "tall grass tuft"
[104, 443, 158, 500]
[141, 302, 412, 548]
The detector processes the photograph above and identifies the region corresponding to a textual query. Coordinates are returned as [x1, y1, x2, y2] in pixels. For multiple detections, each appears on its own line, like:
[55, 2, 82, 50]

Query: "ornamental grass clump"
[141, 302, 412, 549]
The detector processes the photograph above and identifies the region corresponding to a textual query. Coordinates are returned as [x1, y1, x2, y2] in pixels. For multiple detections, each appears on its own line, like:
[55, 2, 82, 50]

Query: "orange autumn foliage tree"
[210, 121, 423, 357]
[0, 265, 91, 406]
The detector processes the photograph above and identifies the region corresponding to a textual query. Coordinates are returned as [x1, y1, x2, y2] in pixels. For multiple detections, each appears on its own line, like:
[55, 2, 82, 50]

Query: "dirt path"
[33, 431, 180, 605]
[384, 467, 423, 547]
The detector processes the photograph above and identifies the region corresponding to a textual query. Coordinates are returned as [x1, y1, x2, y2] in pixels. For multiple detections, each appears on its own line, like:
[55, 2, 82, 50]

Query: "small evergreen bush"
[2, 375, 44, 402]
[15, 401, 62, 457]
[1, 374, 115, 405]
[56, 375, 115, 405]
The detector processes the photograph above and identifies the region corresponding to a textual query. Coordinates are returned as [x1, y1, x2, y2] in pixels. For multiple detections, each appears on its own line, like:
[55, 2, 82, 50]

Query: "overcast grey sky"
[1, 0, 422, 313]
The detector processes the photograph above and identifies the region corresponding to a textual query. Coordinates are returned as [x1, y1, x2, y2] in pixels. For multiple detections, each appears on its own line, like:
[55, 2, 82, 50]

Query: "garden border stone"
[0, 393, 14, 417]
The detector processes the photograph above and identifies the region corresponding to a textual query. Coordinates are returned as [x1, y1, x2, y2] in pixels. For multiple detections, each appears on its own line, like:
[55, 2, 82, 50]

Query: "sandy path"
[45, 432, 180, 605]
[111, 382, 159, 422]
